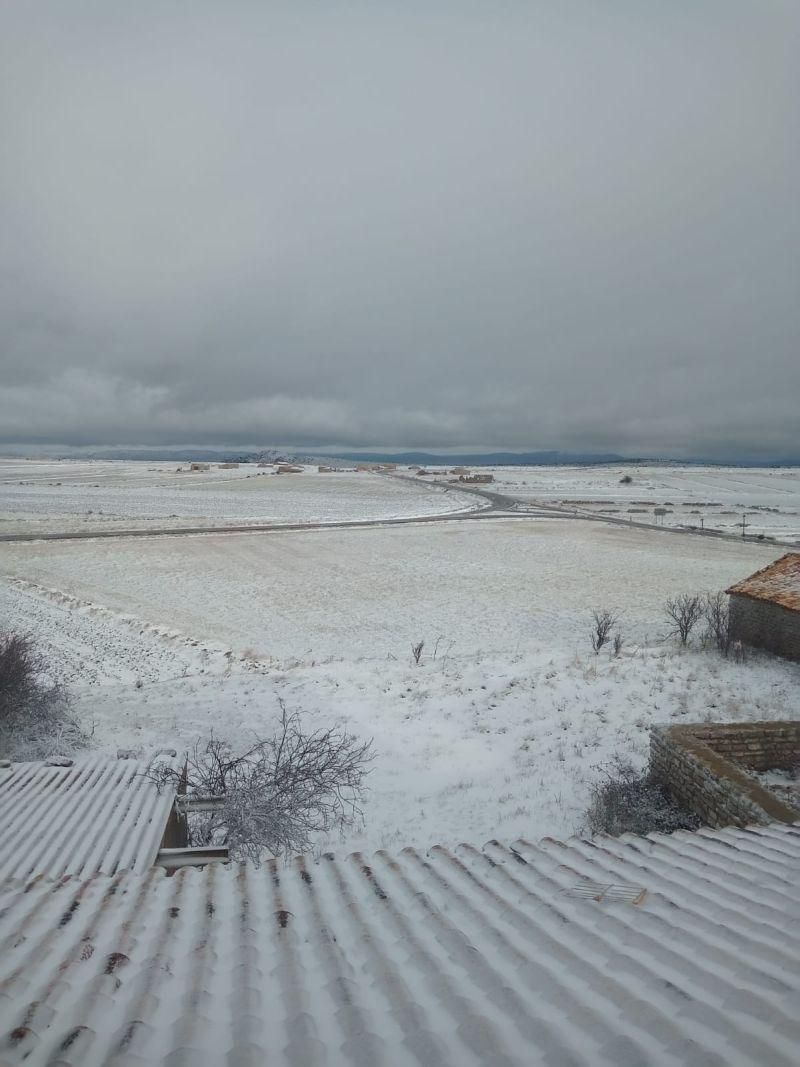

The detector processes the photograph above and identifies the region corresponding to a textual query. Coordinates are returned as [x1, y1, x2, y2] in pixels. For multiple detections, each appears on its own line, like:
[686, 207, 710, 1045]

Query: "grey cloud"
[1, 2, 798, 459]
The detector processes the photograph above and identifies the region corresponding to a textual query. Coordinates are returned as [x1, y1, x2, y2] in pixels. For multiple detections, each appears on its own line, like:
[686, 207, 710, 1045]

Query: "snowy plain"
[0, 458, 478, 535]
[2, 459, 797, 852]
[439, 463, 800, 542]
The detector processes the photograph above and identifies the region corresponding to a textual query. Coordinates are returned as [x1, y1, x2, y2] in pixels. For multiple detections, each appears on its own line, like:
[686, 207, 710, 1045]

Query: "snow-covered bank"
[64, 644, 800, 853]
[3, 567, 797, 852]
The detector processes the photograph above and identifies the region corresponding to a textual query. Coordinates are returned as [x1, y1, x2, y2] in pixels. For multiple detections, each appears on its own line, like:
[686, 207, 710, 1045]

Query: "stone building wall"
[729, 594, 800, 662]
[650, 723, 800, 829]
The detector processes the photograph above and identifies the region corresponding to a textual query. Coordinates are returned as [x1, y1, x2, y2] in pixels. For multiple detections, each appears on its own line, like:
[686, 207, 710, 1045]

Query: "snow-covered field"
[2, 493, 796, 851]
[453, 464, 800, 542]
[0, 459, 478, 534]
[0, 518, 781, 659]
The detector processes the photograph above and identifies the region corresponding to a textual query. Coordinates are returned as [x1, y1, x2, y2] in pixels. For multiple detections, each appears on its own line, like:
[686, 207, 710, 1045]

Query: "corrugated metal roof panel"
[726, 552, 800, 611]
[0, 756, 177, 885]
[1, 822, 798, 1065]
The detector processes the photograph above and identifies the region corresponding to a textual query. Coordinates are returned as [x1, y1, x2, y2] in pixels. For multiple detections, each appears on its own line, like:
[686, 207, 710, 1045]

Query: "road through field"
[0, 473, 789, 550]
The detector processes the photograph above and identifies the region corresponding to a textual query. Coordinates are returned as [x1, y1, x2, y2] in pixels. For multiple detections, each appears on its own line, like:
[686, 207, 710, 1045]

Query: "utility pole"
[740, 513, 749, 539]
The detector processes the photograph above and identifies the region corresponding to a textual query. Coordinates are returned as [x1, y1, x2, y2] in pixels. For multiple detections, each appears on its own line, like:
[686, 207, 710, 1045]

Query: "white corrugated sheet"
[1, 822, 798, 1066]
[0, 756, 177, 884]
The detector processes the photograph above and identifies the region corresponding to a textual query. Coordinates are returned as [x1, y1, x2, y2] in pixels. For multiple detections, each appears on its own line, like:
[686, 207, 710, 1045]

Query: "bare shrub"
[664, 594, 704, 646]
[590, 610, 618, 654]
[411, 640, 425, 666]
[0, 631, 86, 760]
[584, 755, 701, 837]
[703, 591, 731, 656]
[619, 474, 633, 484]
[146, 702, 374, 863]
[612, 632, 624, 657]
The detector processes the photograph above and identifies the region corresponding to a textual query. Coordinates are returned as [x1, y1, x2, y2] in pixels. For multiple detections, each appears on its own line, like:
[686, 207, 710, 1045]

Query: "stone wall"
[650, 722, 800, 829]
[729, 594, 800, 662]
[682, 721, 800, 772]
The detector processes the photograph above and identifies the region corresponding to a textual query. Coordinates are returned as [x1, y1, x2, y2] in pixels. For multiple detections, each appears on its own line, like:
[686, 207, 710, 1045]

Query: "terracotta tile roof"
[726, 552, 800, 612]
[1, 823, 799, 1065]
[0, 754, 178, 885]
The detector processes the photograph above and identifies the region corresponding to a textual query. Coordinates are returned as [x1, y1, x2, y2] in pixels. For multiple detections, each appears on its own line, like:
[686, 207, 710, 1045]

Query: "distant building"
[317, 465, 335, 473]
[459, 473, 494, 484]
[727, 553, 800, 661]
[218, 462, 239, 469]
[276, 464, 303, 473]
[190, 462, 210, 471]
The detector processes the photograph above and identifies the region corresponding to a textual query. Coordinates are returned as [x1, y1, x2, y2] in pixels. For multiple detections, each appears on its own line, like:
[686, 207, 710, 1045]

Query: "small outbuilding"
[0, 753, 228, 882]
[726, 553, 800, 661]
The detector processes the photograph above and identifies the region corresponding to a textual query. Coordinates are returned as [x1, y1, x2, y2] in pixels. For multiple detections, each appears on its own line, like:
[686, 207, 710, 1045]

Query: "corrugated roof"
[1, 822, 799, 1065]
[0, 755, 177, 885]
[726, 552, 800, 611]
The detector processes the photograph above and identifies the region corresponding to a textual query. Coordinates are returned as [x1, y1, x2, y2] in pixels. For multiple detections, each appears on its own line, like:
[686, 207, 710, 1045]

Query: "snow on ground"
[0, 518, 781, 660]
[2, 514, 795, 851]
[2, 569, 797, 850]
[0, 458, 479, 534]
[461, 464, 800, 542]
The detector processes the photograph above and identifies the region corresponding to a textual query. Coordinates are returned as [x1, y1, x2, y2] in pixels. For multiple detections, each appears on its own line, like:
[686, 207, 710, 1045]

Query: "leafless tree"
[590, 610, 618, 654]
[703, 591, 731, 656]
[411, 640, 425, 665]
[664, 594, 704, 646]
[145, 702, 374, 863]
[613, 632, 624, 657]
[0, 631, 85, 760]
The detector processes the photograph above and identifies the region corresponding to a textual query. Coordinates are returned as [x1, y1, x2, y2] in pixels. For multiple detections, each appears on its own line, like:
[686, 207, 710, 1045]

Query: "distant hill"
[78, 447, 311, 463]
[80, 448, 259, 462]
[8, 445, 797, 468]
[315, 450, 629, 467]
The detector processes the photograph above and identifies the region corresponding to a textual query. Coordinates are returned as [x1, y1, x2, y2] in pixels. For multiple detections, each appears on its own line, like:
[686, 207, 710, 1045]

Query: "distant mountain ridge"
[5, 445, 798, 467]
[316, 450, 629, 466]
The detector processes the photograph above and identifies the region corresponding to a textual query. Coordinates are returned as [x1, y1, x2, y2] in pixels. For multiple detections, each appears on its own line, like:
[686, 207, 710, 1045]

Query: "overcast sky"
[1, 2, 798, 458]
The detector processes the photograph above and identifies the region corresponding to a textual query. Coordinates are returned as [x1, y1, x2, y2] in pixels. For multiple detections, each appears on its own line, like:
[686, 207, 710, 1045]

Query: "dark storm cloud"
[1, 2, 798, 458]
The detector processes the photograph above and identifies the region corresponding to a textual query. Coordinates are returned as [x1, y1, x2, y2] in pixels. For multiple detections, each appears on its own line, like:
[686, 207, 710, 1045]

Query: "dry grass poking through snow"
[79, 642, 800, 853]
[1, 509, 795, 851]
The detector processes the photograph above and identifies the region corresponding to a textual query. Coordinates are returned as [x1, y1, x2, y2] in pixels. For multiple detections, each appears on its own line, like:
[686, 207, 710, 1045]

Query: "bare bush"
[584, 755, 701, 837]
[703, 591, 731, 656]
[590, 610, 618, 654]
[612, 632, 624, 657]
[411, 640, 425, 665]
[664, 593, 704, 646]
[0, 631, 86, 760]
[146, 702, 374, 863]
